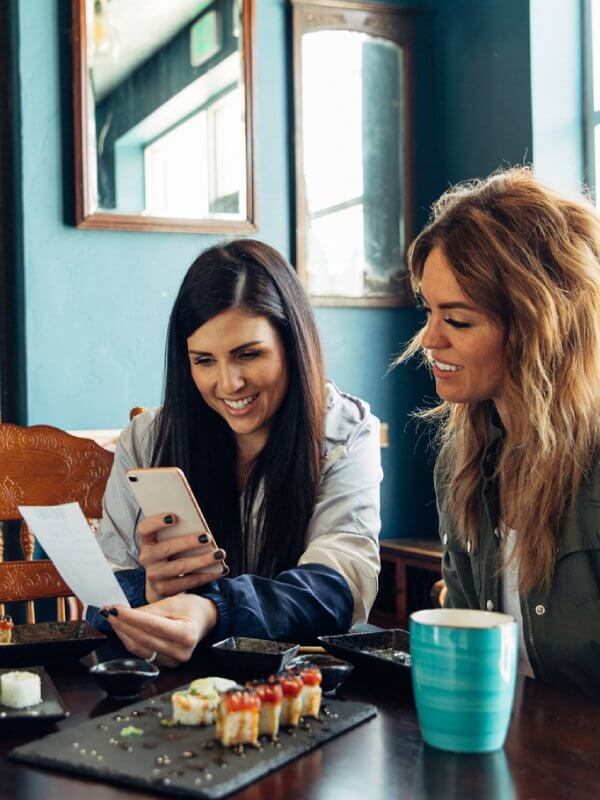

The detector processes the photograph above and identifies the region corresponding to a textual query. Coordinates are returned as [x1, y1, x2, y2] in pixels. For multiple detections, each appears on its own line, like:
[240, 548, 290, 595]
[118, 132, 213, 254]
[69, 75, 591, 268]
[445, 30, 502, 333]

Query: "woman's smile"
[220, 392, 260, 414]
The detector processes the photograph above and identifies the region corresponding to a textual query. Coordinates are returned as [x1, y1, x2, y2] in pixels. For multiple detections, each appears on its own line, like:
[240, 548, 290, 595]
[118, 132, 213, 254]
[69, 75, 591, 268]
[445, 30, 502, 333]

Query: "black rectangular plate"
[0, 666, 68, 723]
[10, 685, 376, 799]
[318, 628, 411, 676]
[0, 621, 105, 668]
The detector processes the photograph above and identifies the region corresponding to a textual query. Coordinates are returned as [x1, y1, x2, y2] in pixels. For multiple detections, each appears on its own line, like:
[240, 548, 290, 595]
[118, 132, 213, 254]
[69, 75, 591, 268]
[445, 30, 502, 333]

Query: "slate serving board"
[10, 685, 376, 799]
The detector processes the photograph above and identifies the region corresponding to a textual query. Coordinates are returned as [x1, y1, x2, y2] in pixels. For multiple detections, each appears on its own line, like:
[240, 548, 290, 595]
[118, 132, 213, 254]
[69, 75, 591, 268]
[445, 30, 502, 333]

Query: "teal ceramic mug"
[410, 608, 518, 753]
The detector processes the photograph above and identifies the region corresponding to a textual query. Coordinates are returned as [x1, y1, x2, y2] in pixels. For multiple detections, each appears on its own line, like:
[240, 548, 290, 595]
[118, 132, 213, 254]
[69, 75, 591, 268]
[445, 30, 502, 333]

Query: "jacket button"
[535, 604, 546, 616]
[443, 534, 448, 546]
[486, 600, 494, 611]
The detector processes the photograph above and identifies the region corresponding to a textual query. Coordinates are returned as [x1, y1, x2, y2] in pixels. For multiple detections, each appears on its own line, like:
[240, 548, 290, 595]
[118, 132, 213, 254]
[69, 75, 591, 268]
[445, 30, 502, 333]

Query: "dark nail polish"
[221, 564, 230, 576]
[213, 549, 225, 560]
[164, 515, 173, 524]
[108, 608, 119, 617]
[100, 609, 110, 618]
[198, 533, 209, 543]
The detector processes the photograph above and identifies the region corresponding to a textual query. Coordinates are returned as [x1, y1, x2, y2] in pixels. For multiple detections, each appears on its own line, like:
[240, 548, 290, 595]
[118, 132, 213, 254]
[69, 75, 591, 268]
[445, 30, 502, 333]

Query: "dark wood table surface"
[1, 643, 598, 800]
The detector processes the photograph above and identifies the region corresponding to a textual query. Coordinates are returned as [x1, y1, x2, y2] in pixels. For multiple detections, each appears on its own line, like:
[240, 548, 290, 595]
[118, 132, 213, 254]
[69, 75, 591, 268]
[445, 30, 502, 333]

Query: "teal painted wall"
[15, 0, 584, 543]
[17, 0, 437, 540]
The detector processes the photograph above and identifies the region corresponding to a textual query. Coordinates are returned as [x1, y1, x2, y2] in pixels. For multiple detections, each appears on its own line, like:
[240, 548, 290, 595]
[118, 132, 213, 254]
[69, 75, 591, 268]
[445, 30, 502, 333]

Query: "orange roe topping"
[246, 679, 283, 704]
[0, 616, 13, 631]
[300, 667, 322, 687]
[255, 682, 283, 704]
[222, 689, 261, 713]
[275, 674, 303, 698]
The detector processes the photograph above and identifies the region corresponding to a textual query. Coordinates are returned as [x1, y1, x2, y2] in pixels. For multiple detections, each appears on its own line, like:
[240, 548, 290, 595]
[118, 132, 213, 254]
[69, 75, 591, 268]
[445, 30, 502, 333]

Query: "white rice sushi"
[171, 676, 237, 725]
[216, 688, 261, 747]
[0, 670, 42, 709]
[298, 667, 323, 718]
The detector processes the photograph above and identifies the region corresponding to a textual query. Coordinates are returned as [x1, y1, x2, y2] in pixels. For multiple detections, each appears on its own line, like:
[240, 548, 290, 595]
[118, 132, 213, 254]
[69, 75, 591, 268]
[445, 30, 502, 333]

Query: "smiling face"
[419, 247, 507, 410]
[187, 308, 288, 459]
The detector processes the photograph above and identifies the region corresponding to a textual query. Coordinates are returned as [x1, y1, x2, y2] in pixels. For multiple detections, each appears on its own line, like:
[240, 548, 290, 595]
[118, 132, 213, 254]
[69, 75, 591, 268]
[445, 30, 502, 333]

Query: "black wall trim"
[0, 0, 27, 423]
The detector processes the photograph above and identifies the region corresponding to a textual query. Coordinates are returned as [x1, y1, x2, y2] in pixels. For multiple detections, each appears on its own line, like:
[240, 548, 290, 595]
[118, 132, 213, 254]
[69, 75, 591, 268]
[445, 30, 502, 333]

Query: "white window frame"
[583, 0, 600, 200]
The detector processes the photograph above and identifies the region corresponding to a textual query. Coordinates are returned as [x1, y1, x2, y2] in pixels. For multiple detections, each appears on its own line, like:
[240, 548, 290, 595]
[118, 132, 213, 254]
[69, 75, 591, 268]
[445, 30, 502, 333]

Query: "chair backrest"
[0, 422, 114, 622]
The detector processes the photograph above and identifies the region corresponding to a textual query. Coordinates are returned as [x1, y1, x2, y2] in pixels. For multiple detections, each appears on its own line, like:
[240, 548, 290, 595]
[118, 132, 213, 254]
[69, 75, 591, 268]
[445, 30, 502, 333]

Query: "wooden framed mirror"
[292, 0, 415, 306]
[71, 0, 257, 233]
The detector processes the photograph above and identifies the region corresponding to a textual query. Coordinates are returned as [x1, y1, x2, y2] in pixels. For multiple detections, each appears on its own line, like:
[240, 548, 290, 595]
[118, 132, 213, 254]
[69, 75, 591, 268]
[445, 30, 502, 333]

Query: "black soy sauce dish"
[89, 658, 159, 700]
[288, 654, 354, 695]
[211, 637, 299, 679]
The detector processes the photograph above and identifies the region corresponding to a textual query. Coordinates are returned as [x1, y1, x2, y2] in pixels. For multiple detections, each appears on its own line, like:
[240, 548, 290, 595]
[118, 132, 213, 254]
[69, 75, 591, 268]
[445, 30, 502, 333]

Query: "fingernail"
[100, 609, 110, 618]
[213, 549, 225, 560]
[198, 533, 209, 543]
[108, 608, 119, 617]
[164, 515, 173, 524]
[221, 564, 230, 576]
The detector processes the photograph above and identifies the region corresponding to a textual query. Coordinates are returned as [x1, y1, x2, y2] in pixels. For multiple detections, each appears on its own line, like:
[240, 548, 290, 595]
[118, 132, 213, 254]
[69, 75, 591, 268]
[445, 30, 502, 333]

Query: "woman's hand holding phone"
[138, 513, 227, 602]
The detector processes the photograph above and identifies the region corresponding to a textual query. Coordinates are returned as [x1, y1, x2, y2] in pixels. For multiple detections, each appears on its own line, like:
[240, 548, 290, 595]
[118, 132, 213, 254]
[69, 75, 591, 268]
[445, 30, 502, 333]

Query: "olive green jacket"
[435, 430, 600, 696]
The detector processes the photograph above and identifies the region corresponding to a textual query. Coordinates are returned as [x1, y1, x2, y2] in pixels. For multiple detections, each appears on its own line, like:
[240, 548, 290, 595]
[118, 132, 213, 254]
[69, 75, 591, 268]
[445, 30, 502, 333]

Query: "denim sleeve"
[200, 563, 354, 644]
[85, 567, 147, 632]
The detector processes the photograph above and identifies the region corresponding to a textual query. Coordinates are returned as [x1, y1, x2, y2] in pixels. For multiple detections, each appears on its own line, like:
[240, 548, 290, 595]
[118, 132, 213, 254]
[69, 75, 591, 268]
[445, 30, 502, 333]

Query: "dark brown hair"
[153, 239, 326, 578]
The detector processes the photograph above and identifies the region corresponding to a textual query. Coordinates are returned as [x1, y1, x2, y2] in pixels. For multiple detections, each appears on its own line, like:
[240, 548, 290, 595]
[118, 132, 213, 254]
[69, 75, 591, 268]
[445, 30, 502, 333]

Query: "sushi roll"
[216, 688, 261, 747]
[0, 670, 41, 709]
[171, 675, 238, 725]
[298, 667, 322, 718]
[274, 671, 304, 727]
[246, 678, 283, 737]
[0, 615, 13, 645]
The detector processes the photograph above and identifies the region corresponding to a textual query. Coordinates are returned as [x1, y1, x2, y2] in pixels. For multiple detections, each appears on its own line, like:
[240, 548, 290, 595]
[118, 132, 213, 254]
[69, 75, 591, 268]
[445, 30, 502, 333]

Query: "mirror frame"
[292, 0, 415, 307]
[71, 0, 258, 233]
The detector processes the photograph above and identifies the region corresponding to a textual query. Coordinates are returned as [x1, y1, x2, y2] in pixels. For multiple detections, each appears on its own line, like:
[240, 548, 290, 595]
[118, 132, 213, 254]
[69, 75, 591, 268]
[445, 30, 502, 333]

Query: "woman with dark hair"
[397, 168, 600, 694]
[89, 240, 382, 666]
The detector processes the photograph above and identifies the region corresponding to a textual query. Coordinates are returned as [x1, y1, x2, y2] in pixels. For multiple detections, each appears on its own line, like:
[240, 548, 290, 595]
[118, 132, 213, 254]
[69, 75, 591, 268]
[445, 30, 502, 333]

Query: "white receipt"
[18, 502, 130, 609]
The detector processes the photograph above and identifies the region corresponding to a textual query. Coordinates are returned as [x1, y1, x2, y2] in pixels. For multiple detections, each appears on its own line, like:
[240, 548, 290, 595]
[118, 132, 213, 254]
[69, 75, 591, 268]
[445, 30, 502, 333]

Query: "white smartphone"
[126, 466, 224, 575]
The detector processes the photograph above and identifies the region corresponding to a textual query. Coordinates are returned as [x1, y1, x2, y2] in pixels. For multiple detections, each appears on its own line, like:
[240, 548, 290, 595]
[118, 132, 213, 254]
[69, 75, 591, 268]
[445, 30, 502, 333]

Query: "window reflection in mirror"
[73, 0, 256, 232]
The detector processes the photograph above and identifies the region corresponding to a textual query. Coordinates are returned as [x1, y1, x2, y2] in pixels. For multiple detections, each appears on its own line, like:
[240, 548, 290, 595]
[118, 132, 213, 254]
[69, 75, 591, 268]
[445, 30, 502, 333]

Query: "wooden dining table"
[1, 639, 598, 800]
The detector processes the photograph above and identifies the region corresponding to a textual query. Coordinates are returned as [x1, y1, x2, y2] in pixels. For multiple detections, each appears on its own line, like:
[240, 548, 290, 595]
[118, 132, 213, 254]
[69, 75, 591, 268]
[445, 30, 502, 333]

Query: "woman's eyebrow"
[417, 291, 478, 312]
[188, 340, 264, 356]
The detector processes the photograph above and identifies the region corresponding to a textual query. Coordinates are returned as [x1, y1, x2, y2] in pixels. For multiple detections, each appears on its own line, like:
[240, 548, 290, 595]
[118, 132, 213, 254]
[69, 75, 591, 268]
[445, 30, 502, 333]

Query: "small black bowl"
[89, 658, 159, 700]
[288, 653, 354, 695]
[211, 637, 299, 680]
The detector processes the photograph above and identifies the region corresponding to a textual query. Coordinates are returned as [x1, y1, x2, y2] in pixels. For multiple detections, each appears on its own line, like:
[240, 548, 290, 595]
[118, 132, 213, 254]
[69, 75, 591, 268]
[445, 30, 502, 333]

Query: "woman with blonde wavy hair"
[398, 167, 600, 694]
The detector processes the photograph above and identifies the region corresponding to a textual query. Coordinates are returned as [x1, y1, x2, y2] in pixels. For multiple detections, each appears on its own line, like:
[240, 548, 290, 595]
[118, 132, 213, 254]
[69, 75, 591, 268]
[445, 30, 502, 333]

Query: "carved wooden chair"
[0, 423, 114, 623]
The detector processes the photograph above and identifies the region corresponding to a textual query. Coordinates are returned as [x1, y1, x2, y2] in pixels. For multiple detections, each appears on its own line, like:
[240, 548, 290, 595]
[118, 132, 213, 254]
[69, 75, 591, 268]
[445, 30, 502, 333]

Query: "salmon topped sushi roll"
[298, 667, 323, 718]
[216, 688, 261, 747]
[273, 671, 304, 727]
[246, 678, 283, 738]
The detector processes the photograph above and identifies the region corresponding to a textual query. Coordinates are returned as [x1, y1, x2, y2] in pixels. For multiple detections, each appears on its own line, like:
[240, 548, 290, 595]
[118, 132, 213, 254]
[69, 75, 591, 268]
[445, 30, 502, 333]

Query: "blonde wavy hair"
[397, 167, 600, 593]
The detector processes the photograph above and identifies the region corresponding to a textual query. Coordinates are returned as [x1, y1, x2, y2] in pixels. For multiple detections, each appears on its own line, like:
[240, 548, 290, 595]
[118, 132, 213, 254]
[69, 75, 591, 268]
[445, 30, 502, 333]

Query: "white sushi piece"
[258, 701, 281, 737]
[300, 684, 322, 718]
[172, 690, 218, 725]
[280, 694, 303, 727]
[0, 670, 42, 709]
[216, 690, 261, 747]
[216, 707, 260, 747]
[171, 675, 238, 725]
